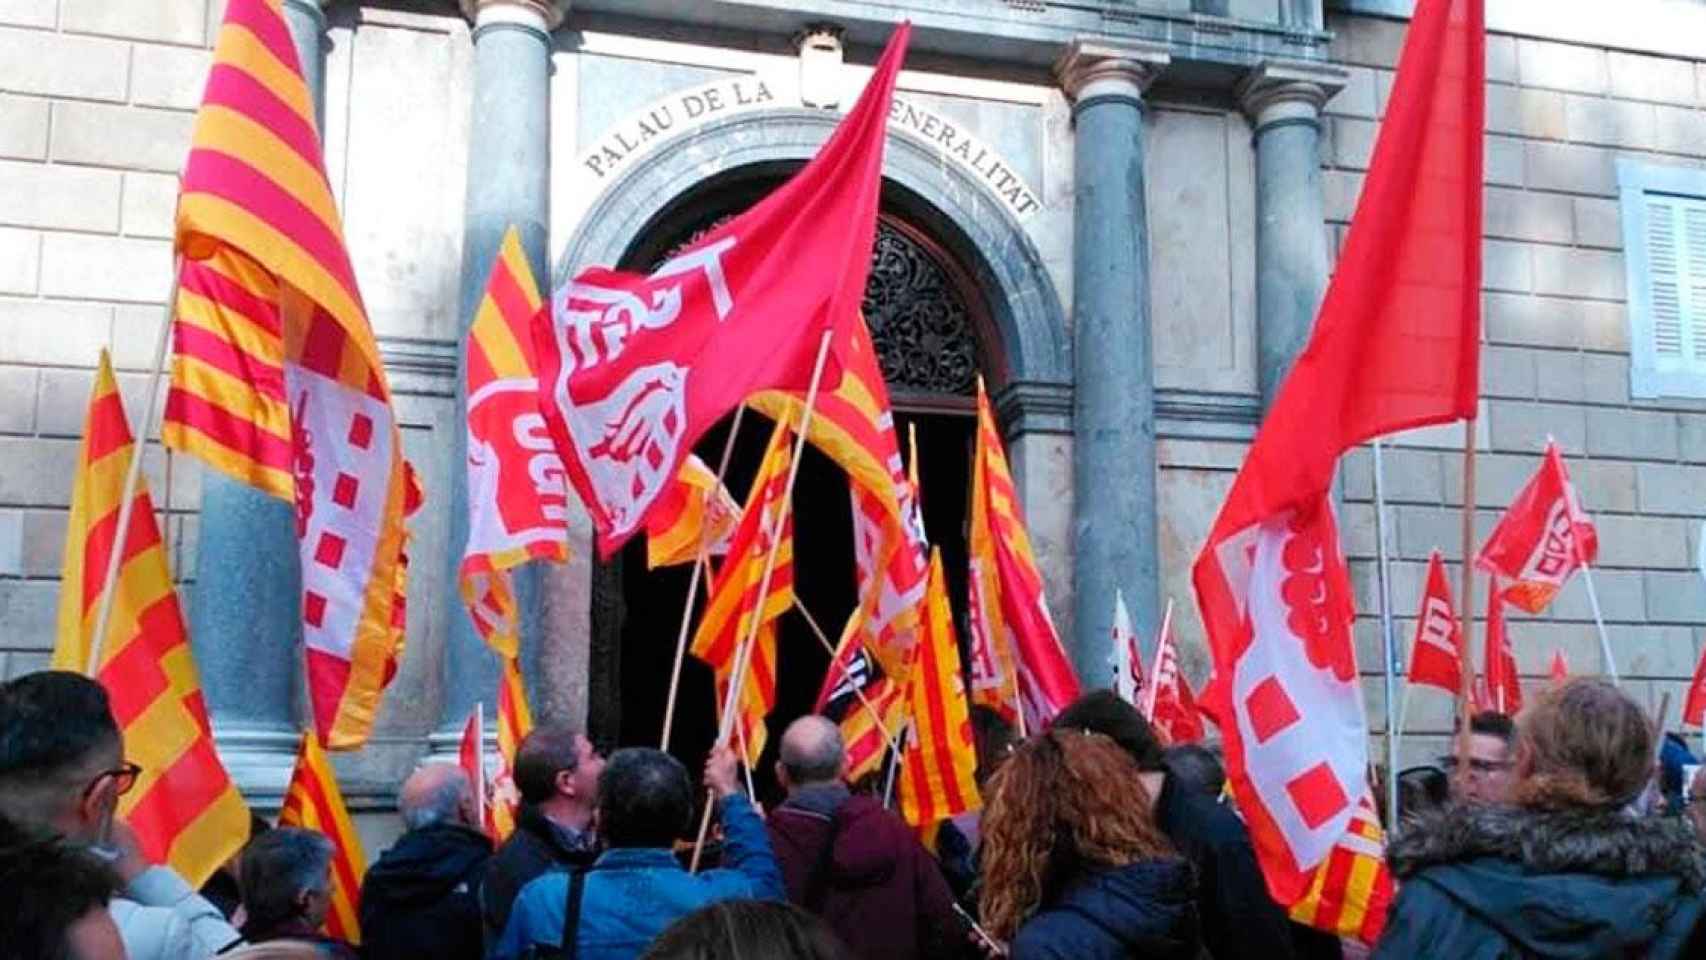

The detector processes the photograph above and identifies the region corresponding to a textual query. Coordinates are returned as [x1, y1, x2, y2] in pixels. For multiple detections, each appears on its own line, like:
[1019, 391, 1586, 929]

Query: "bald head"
[399, 763, 473, 831]
[778, 715, 845, 787]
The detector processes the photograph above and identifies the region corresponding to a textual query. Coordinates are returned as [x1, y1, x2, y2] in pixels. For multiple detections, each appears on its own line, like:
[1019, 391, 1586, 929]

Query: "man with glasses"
[0, 670, 242, 959]
[1439, 711, 1518, 806]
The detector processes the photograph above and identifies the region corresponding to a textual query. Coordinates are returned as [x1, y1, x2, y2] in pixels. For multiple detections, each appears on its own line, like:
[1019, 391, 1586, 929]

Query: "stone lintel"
[460, 0, 568, 32]
[1055, 39, 1171, 104]
[1236, 60, 1348, 129]
[996, 379, 1074, 438]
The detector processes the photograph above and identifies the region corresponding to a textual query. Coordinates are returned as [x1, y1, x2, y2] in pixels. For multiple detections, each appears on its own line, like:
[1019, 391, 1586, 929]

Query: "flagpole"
[475, 702, 486, 832]
[1577, 561, 1619, 685]
[1142, 599, 1174, 723]
[1371, 439, 1401, 828]
[661, 404, 747, 750]
[1454, 418, 1478, 783]
[882, 720, 907, 808]
[88, 258, 181, 675]
[691, 328, 835, 871]
[793, 597, 901, 754]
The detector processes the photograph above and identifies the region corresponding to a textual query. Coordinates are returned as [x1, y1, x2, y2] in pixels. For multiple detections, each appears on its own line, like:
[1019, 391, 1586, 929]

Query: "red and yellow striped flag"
[163, 0, 421, 749]
[490, 656, 534, 841]
[279, 732, 367, 944]
[646, 453, 740, 570]
[690, 416, 795, 766]
[965, 379, 1079, 731]
[816, 623, 906, 783]
[1287, 791, 1394, 944]
[898, 549, 981, 828]
[52, 352, 250, 888]
[460, 226, 568, 660]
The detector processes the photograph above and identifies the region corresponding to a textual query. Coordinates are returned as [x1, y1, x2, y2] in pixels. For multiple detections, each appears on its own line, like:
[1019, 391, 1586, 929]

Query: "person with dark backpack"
[764, 716, 963, 960]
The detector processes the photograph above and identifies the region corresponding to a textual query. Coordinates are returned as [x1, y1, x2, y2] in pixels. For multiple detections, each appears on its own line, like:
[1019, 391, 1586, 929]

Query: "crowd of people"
[7, 668, 1706, 959]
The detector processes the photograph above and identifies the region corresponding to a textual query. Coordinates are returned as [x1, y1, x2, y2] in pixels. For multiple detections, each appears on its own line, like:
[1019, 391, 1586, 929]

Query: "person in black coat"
[1375, 679, 1706, 959]
[1054, 690, 1301, 960]
[359, 763, 493, 960]
[978, 729, 1200, 960]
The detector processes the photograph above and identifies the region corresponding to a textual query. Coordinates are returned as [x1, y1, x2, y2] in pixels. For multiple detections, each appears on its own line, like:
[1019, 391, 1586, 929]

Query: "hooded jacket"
[766, 784, 963, 960]
[1008, 857, 1201, 960]
[359, 822, 493, 960]
[1373, 803, 1706, 959]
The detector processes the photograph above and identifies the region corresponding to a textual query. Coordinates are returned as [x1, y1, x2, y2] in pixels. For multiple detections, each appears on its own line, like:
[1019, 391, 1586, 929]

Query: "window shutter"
[1641, 194, 1706, 377]
[1685, 203, 1706, 363]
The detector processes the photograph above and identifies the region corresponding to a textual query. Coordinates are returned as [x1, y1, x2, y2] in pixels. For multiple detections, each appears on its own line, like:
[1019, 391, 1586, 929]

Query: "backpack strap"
[800, 809, 845, 913]
[560, 866, 590, 960]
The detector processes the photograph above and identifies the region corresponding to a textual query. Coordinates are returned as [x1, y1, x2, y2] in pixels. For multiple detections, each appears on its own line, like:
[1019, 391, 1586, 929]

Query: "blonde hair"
[1513, 677, 1653, 811]
[977, 730, 1175, 940]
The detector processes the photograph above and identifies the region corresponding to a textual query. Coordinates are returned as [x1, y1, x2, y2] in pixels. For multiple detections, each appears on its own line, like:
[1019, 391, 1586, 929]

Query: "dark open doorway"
[586, 165, 996, 806]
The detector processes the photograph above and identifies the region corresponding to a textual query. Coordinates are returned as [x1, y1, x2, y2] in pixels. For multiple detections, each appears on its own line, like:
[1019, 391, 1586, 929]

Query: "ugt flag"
[537, 25, 910, 557]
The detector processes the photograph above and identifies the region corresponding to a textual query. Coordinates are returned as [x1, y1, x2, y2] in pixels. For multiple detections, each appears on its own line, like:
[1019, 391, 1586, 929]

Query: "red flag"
[1685, 640, 1706, 727]
[1476, 441, 1598, 614]
[1191, 0, 1481, 921]
[536, 26, 910, 557]
[1406, 550, 1463, 694]
[1145, 604, 1205, 745]
[1483, 580, 1521, 715]
[1548, 649, 1569, 688]
[458, 704, 487, 837]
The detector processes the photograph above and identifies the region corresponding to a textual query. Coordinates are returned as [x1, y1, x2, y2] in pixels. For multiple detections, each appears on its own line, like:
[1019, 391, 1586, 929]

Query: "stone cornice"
[460, 0, 569, 31]
[1055, 39, 1170, 102]
[1236, 60, 1349, 127]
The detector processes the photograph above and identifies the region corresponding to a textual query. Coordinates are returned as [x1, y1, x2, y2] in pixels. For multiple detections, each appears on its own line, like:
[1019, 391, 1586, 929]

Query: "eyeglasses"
[1437, 757, 1511, 775]
[82, 762, 143, 803]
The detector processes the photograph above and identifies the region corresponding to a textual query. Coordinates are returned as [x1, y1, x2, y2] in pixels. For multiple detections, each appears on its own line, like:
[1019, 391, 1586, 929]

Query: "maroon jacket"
[766, 785, 963, 960]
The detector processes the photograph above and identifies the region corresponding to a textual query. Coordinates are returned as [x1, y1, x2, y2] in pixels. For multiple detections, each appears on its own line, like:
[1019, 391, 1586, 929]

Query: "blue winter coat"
[1373, 803, 1706, 960]
[492, 794, 784, 960]
[1009, 857, 1201, 960]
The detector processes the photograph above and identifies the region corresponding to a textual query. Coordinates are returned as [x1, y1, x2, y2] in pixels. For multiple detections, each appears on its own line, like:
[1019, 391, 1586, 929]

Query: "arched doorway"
[591, 165, 996, 800]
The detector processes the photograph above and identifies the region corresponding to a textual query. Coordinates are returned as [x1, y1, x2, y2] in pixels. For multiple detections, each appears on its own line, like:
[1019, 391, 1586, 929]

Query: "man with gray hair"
[360, 763, 493, 960]
[237, 827, 358, 959]
[765, 715, 961, 960]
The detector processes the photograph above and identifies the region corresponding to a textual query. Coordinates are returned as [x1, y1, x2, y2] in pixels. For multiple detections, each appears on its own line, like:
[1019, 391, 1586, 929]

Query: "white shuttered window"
[1620, 161, 1706, 399]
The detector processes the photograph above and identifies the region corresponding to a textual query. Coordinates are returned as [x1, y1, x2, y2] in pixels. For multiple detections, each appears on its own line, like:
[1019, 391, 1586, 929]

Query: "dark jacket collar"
[780, 782, 851, 819]
[1389, 802, 1706, 890]
[518, 803, 596, 858]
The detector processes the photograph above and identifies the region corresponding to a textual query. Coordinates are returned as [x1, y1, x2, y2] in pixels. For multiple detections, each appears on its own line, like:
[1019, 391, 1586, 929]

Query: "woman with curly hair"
[978, 729, 1201, 959]
[1375, 678, 1706, 958]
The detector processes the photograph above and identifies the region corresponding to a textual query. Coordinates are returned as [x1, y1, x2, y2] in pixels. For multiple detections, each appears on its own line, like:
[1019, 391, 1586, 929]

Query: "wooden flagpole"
[660, 403, 747, 750]
[1371, 439, 1402, 827]
[88, 259, 181, 675]
[793, 597, 901, 755]
[691, 328, 835, 871]
[1453, 420, 1478, 782]
[882, 719, 907, 808]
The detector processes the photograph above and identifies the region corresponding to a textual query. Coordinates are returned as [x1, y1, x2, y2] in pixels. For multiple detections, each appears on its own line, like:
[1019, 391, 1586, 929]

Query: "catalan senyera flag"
[491, 656, 533, 841]
[461, 226, 567, 660]
[964, 379, 1080, 731]
[690, 416, 795, 765]
[646, 452, 740, 569]
[1287, 792, 1394, 943]
[816, 620, 907, 782]
[163, 0, 421, 749]
[51, 352, 250, 888]
[898, 550, 981, 828]
[279, 732, 367, 944]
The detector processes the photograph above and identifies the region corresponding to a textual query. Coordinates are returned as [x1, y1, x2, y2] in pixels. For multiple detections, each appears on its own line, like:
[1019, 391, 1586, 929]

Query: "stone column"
[1056, 41, 1169, 684]
[435, 0, 565, 753]
[191, 0, 330, 806]
[1237, 62, 1344, 411]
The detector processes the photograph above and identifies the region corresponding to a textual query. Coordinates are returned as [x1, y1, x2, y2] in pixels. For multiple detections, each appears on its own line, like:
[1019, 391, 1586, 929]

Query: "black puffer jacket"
[1374, 803, 1706, 959]
[1008, 858, 1201, 960]
[358, 823, 491, 960]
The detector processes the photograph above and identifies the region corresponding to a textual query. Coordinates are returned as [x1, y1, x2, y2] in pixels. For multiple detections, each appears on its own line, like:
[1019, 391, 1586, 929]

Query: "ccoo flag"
[280, 732, 368, 943]
[1475, 440, 1598, 614]
[1191, 0, 1481, 929]
[164, 0, 422, 749]
[461, 226, 569, 660]
[52, 352, 250, 888]
[536, 26, 910, 557]
[898, 549, 982, 828]
[1406, 550, 1463, 695]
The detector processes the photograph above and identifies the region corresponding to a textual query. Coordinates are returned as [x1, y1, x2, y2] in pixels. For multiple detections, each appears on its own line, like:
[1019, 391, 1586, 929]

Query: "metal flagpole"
[661, 403, 747, 750]
[1577, 560, 1618, 684]
[1372, 439, 1402, 827]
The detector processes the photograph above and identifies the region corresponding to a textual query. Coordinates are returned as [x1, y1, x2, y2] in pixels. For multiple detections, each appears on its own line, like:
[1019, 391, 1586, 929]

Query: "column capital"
[280, 0, 330, 27]
[1236, 60, 1348, 131]
[460, 0, 567, 33]
[1055, 39, 1170, 108]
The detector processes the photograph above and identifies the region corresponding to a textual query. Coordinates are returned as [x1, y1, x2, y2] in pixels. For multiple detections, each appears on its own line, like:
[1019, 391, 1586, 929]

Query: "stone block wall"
[1325, 10, 1706, 768]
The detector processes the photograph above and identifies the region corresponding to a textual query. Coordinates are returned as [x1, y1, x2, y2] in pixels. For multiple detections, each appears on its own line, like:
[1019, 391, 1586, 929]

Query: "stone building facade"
[2, 0, 1704, 844]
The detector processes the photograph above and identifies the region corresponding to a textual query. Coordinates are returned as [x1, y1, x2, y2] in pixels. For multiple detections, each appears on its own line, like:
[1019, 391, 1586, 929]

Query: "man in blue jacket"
[495, 744, 783, 959]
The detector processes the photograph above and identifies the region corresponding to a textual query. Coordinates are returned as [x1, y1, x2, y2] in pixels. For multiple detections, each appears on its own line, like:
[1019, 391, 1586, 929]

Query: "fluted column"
[191, 0, 330, 805]
[1237, 62, 1344, 411]
[435, 0, 564, 752]
[1057, 41, 1169, 684]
